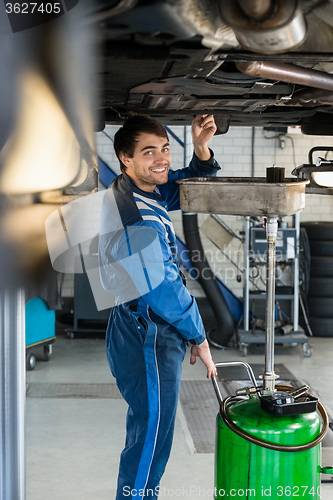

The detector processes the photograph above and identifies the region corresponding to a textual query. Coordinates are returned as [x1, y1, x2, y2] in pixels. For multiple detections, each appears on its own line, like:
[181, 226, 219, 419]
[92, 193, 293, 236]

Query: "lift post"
[0, 288, 26, 500]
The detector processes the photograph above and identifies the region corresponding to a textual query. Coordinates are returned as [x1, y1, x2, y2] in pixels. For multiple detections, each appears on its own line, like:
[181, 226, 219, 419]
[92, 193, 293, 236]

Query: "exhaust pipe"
[236, 60, 333, 92]
[219, 0, 306, 54]
[237, 0, 273, 22]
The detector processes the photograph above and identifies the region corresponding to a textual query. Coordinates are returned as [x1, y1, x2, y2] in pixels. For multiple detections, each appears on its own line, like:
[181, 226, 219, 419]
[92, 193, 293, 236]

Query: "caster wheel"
[240, 344, 248, 357]
[43, 345, 50, 361]
[303, 343, 313, 358]
[26, 352, 36, 371]
[67, 331, 75, 340]
[290, 342, 298, 348]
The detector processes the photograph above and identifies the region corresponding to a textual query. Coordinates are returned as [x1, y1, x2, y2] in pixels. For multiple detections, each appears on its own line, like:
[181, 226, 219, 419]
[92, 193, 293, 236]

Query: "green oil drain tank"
[215, 398, 322, 499]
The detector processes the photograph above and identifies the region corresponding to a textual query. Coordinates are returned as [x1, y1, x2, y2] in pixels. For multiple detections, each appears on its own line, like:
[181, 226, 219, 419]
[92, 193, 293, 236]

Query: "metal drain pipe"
[263, 216, 278, 393]
[236, 60, 333, 91]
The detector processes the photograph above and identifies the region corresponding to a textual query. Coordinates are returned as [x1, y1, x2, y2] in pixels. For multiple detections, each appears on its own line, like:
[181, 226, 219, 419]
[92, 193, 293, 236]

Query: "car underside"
[87, 0, 333, 134]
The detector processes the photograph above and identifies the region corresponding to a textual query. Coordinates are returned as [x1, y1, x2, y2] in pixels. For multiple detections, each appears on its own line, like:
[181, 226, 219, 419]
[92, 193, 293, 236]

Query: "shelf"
[249, 293, 294, 300]
[238, 331, 307, 343]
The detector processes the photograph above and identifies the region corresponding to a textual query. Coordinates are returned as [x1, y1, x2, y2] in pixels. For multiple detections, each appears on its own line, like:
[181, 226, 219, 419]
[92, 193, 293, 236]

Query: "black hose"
[299, 227, 312, 335]
[182, 213, 235, 346]
[299, 227, 311, 299]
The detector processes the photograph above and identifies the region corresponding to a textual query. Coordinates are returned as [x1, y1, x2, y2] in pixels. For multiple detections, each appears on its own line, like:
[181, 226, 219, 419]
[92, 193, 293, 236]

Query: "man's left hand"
[190, 339, 217, 379]
[191, 114, 217, 161]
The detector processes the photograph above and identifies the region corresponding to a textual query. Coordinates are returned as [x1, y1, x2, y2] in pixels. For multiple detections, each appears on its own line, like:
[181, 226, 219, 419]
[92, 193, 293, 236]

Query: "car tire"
[308, 277, 333, 297]
[301, 222, 333, 241]
[309, 240, 333, 257]
[311, 256, 333, 277]
[308, 317, 333, 337]
[308, 297, 333, 318]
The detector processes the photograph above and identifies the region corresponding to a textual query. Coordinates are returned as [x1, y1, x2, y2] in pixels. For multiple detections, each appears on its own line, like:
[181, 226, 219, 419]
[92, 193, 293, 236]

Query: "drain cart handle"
[212, 361, 259, 405]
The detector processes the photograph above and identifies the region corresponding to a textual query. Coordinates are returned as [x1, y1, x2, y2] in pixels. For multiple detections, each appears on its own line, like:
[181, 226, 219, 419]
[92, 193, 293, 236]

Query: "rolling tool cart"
[26, 297, 56, 370]
[178, 168, 329, 499]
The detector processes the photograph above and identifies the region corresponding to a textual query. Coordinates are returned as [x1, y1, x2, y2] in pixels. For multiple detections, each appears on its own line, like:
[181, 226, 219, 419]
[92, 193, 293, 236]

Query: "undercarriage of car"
[90, 0, 333, 134]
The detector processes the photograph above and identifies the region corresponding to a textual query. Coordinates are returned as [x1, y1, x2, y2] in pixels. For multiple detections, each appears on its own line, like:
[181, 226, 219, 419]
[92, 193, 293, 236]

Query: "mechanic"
[99, 113, 219, 500]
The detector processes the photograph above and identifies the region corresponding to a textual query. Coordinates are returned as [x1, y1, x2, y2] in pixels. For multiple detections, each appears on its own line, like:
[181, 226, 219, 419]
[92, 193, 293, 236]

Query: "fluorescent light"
[312, 171, 333, 187]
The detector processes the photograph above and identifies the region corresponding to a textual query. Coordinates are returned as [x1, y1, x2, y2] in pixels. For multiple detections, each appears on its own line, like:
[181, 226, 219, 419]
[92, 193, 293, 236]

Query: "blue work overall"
[99, 152, 220, 499]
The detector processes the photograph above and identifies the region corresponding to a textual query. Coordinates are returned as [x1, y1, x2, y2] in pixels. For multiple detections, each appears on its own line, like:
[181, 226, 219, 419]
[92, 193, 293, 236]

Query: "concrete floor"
[26, 329, 333, 500]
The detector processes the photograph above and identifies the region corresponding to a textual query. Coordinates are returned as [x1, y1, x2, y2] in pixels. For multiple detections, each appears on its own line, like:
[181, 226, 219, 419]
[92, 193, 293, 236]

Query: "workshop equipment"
[238, 213, 312, 357]
[26, 297, 56, 370]
[212, 363, 328, 499]
[178, 170, 329, 499]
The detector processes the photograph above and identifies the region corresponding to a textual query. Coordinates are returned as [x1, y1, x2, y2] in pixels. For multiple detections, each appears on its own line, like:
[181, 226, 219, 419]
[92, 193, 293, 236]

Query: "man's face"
[121, 133, 171, 192]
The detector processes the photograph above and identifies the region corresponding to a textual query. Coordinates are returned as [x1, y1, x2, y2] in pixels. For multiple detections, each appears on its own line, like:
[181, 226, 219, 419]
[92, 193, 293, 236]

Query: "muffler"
[219, 0, 306, 53]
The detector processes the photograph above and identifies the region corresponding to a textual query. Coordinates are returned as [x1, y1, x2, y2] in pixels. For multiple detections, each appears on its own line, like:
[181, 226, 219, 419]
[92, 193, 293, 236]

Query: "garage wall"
[61, 124, 333, 301]
[167, 126, 333, 298]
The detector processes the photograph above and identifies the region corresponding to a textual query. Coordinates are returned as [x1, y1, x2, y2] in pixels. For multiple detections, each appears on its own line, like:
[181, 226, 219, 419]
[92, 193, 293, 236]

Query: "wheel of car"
[308, 277, 333, 297]
[308, 317, 333, 337]
[301, 117, 333, 136]
[309, 240, 333, 257]
[301, 222, 333, 241]
[311, 256, 333, 277]
[308, 297, 333, 318]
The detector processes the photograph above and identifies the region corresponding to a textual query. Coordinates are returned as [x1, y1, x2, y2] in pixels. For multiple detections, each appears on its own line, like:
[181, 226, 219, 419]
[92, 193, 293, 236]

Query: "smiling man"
[120, 133, 171, 188]
[99, 114, 220, 500]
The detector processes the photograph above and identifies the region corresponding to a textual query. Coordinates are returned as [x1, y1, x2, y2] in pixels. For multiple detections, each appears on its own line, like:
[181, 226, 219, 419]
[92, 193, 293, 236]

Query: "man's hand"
[191, 114, 217, 161]
[190, 339, 217, 379]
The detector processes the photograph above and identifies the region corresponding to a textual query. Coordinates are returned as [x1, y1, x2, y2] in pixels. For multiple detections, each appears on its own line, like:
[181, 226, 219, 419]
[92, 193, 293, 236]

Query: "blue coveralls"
[99, 152, 220, 499]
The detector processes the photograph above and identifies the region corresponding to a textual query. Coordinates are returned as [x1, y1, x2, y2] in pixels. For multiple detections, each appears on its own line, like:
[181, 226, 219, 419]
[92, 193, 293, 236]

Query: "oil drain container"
[177, 170, 328, 499]
[214, 395, 327, 499]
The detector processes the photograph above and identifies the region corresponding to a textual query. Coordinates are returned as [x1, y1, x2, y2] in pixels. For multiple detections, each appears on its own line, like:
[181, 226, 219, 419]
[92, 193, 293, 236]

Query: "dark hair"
[114, 114, 169, 172]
